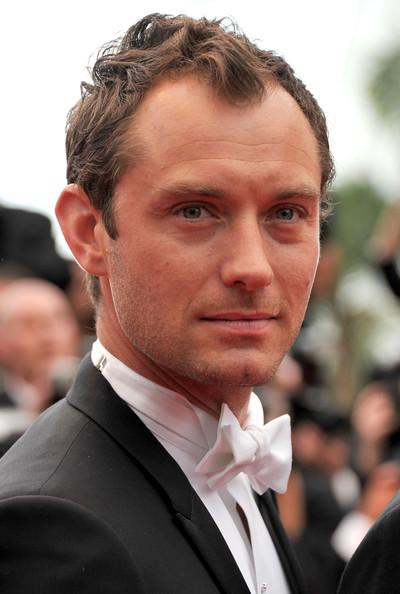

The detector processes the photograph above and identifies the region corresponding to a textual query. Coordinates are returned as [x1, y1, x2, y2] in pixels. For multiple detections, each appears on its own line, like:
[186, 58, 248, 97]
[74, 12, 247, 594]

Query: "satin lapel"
[257, 491, 306, 594]
[174, 501, 251, 594]
[67, 356, 250, 594]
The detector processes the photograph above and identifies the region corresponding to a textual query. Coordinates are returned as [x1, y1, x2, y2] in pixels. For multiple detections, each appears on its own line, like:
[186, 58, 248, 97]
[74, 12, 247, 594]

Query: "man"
[0, 14, 334, 594]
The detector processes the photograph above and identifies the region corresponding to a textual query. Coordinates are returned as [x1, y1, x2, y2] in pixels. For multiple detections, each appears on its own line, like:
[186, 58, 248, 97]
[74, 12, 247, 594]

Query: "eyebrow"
[158, 183, 227, 198]
[274, 186, 321, 201]
[158, 182, 321, 201]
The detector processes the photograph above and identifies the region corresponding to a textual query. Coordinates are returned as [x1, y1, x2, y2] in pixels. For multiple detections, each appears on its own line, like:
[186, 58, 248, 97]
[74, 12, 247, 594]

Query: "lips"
[200, 311, 277, 333]
[201, 311, 276, 321]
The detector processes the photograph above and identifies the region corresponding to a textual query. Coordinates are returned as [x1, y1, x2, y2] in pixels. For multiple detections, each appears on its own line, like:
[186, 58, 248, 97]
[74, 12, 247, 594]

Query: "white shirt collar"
[91, 339, 264, 458]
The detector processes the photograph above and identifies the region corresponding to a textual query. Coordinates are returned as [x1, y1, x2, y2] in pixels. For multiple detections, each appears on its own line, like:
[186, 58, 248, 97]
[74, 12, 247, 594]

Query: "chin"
[190, 358, 281, 388]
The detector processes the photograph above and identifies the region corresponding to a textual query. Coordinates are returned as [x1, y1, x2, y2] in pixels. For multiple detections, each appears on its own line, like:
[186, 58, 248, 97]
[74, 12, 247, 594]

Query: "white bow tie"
[196, 404, 292, 495]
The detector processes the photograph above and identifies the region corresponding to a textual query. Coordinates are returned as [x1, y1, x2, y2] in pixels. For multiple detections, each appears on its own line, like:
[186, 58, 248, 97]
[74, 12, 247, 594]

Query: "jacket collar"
[67, 355, 251, 594]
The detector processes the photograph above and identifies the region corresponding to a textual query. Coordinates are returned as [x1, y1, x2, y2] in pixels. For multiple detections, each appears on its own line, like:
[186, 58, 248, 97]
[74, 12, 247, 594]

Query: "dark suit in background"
[338, 493, 400, 594]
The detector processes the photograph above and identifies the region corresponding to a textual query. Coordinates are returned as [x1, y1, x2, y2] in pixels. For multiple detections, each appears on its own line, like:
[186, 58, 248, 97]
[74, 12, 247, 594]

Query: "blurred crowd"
[1, 197, 399, 593]
[0, 203, 95, 455]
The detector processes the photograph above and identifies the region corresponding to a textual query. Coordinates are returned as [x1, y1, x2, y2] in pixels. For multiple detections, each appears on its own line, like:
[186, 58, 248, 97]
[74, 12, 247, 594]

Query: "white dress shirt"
[91, 340, 290, 594]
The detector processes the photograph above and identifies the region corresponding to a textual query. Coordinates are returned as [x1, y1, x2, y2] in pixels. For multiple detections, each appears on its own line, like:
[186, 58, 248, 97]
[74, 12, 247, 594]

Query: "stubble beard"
[109, 253, 306, 390]
[117, 300, 302, 389]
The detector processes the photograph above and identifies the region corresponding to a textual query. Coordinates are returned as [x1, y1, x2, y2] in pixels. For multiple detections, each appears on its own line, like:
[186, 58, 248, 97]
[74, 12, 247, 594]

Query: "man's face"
[99, 78, 321, 395]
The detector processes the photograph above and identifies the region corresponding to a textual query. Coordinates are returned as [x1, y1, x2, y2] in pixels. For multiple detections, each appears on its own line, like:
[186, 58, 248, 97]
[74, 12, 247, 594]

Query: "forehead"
[127, 76, 321, 186]
[0, 284, 69, 322]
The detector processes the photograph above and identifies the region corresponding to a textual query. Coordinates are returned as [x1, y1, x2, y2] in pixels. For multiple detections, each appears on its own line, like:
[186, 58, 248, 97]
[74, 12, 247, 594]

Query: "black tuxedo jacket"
[0, 356, 306, 593]
[338, 492, 400, 594]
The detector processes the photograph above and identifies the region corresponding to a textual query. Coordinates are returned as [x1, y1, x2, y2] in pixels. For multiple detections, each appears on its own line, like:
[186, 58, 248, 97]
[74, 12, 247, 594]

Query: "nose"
[220, 219, 274, 291]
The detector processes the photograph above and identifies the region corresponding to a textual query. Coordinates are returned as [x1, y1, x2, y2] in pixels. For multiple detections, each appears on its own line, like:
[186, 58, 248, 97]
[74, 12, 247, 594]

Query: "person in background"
[0, 278, 81, 454]
[336, 371, 400, 593]
[0, 14, 334, 593]
[279, 403, 358, 594]
[350, 379, 400, 481]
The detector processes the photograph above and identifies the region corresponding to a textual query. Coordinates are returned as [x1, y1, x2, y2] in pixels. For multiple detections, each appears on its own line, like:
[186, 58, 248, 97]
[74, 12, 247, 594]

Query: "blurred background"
[1, 1, 400, 592]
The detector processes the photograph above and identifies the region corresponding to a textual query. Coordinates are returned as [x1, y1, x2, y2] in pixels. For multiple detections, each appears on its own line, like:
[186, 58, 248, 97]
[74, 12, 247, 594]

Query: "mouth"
[200, 311, 277, 334]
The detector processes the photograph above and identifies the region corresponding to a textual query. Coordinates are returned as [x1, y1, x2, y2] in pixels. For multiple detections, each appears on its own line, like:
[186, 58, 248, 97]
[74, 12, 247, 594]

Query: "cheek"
[125, 241, 208, 294]
[278, 246, 319, 287]
[51, 325, 78, 352]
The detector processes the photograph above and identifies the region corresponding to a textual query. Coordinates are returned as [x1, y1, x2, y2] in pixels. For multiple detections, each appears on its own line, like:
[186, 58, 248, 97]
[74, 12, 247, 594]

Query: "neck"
[97, 322, 252, 425]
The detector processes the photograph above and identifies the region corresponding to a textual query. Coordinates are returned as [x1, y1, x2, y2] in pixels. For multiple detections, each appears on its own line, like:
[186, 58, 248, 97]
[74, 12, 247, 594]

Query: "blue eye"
[275, 208, 296, 221]
[181, 206, 203, 219]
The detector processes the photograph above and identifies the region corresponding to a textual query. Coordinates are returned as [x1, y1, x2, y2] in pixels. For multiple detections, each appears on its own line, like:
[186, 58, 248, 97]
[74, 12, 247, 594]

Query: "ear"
[55, 184, 109, 277]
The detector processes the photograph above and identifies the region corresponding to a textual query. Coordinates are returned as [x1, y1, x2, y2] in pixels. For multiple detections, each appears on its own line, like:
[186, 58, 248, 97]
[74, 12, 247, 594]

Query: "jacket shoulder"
[0, 494, 144, 594]
[0, 398, 89, 498]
